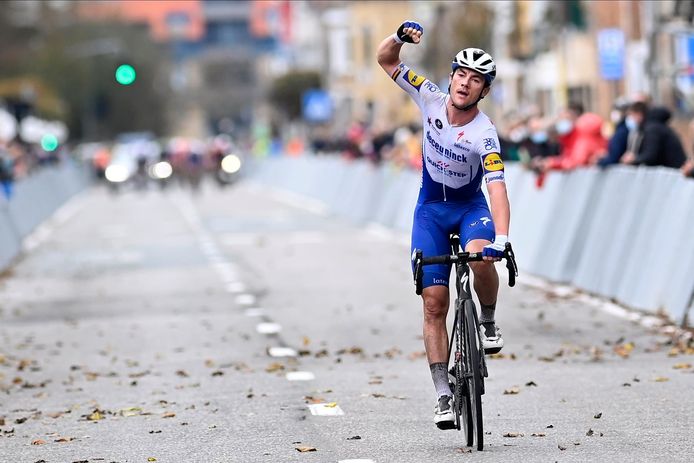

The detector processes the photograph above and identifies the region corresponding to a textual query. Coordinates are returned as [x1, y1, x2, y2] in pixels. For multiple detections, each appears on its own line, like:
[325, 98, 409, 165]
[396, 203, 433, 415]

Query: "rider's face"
[449, 68, 488, 108]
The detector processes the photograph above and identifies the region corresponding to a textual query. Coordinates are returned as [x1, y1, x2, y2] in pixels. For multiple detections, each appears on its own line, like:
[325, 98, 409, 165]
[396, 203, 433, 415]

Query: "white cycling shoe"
[480, 322, 504, 354]
[434, 395, 456, 430]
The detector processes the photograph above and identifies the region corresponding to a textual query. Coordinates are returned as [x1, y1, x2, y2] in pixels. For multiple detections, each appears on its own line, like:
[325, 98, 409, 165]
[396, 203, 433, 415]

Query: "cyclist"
[377, 21, 511, 430]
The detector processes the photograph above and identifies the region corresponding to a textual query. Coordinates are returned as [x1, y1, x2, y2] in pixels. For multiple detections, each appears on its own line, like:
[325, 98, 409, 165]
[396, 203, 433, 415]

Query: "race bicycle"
[414, 235, 518, 450]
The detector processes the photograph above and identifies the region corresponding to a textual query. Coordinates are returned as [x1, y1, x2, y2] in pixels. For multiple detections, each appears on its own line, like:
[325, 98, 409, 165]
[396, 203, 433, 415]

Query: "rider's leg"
[422, 285, 451, 397]
[466, 238, 504, 351]
[465, 239, 499, 309]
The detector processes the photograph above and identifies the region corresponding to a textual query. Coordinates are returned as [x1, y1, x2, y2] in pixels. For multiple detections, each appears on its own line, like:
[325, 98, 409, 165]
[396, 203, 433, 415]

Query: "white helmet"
[451, 48, 496, 85]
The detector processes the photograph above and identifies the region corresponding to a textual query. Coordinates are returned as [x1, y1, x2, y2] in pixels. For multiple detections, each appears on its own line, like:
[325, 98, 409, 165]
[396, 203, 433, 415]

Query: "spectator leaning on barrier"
[596, 97, 630, 167]
[542, 112, 607, 171]
[553, 102, 584, 161]
[621, 103, 686, 169]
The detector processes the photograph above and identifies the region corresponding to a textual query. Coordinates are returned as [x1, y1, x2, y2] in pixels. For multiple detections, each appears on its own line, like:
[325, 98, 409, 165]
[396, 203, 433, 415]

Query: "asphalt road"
[0, 179, 692, 463]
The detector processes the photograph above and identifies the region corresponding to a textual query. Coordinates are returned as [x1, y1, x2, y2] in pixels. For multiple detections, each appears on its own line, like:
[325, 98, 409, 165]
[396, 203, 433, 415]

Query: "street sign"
[302, 89, 332, 123]
[597, 28, 625, 80]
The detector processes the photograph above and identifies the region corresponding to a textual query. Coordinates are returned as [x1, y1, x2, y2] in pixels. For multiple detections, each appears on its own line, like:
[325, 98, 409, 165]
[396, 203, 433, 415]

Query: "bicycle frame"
[446, 236, 488, 380]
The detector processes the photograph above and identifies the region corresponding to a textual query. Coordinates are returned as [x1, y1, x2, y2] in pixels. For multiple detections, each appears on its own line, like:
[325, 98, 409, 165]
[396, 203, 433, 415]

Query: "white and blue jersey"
[392, 62, 506, 288]
[391, 62, 505, 204]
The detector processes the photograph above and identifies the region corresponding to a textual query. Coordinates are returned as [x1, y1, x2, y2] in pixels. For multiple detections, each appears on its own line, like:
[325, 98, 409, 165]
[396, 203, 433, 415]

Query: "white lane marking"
[269, 347, 298, 358]
[286, 371, 315, 381]
[256, 322, 282, 334]
[235, 294, 257, 306]
[244, 308, 266, 317]
[308, 403, 344, 416]
[226, 282, 247, 293]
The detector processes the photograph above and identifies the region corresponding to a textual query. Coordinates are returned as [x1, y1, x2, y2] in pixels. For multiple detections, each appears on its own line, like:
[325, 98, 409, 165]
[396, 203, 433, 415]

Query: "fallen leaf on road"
[558, 444, 567, 451]
[162, 412, 176, 418]
[613, 342, 635, 358]
[653, 376, 669, 382]
[302, 336, 311, 346]
[408, 351, 427, 361]
[119, 407, 143, 417]
[15, 417, 28, 424]
[324, 402, 338, 408]
[525, 381, 537, 387]
[175, 370, 189, 377]
[295, 446, 317, 452]
[205, 359, 215, 368]
[0, 418, 4, 426]
[371, 393, 386, 398]
[594, 412, 602, 419]
[265, 363, 285, 373]
[211, 371, 224, 376]
[503, 386, 520, 395]
[347, 435, 361, 440]
[546, 424, 554, 428]
[673, 363, 691, 370]
[531, 433, 546, 437]
[31, 439, 46, 445]
[54, 437, 75, 443]
[503, 432, 523, 437]
[148, 458, 157, 462]
[457, 448, 472, 453]
[86, 410, 105, 421]
[586, 428, 594, 436]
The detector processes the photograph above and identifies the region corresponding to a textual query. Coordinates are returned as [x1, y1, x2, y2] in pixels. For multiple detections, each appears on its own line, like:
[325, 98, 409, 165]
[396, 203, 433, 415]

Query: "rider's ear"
[480, 87, 490, 99]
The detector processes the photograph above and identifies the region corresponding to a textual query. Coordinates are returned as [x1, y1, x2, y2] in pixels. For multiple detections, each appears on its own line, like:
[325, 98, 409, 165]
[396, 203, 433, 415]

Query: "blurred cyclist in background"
[377, 20, 511, 430]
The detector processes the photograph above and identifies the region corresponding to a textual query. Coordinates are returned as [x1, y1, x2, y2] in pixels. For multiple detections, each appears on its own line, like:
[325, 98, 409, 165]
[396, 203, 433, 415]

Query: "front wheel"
[464, 300, 484, 450]
[454, 304, 473, 445]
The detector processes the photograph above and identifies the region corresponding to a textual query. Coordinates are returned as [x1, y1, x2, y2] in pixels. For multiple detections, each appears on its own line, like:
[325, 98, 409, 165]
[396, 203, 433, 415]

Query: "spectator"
[543, 112, 607, 171]
[681, 158, 694, 178]
[621, 104, 686, 168]
[553, 101, 584, 161]
[0, 141, 15, 199]
[596, 97, 630, 167]
[524, 116, 559, 160]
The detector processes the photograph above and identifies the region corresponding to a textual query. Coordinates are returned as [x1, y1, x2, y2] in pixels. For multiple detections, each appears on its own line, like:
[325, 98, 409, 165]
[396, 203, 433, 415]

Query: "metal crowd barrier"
[250, 156, 693, 325]
[0, 161, 91, 270]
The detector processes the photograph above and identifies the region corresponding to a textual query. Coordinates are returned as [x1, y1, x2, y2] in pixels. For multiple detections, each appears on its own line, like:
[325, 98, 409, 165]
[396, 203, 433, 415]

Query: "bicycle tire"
[464, 299, 484, 450]
[454, 301, 473, 445]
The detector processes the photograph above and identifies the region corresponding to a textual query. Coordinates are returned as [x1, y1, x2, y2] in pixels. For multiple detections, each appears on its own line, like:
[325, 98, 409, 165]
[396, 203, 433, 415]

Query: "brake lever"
[414, 250, 423, 295]
[504, 242, 518, 287]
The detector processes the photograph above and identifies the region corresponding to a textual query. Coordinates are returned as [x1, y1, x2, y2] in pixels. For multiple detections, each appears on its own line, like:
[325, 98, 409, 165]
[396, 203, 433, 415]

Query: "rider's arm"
[377, 35, 404, 76]
[487, 181, 510, 238]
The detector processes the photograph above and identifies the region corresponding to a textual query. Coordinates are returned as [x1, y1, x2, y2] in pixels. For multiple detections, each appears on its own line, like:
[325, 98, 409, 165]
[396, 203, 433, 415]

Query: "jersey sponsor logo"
[425, 155, 467, 178]
[483, 153, 504, 172]
[435, 119, 443, 129]
[457, 130, 465, 141]
[454, 142, 471, 152]
[405, 70, 426, 89]
[485, 172, 505, 183]
[483, 137, 498, 151]
[480, 217, 492, 226]
[424, 81, 440, 93]
[426, 131, 468, 163]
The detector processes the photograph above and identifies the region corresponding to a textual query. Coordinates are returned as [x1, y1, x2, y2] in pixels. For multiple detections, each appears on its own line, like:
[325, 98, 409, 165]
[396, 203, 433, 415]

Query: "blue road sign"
[302, 90, 333, 123]
[597, 28, 625, 81]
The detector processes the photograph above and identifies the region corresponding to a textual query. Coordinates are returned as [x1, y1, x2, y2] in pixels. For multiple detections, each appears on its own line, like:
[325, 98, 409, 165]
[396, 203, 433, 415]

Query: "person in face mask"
[596, 97, 630, 167]
[552, 102, 583, 163]
[621, 102, 686, 168]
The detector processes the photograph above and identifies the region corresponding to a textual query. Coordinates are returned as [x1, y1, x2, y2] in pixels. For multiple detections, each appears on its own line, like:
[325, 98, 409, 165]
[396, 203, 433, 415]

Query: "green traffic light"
[41, 134, 58, 152]
[115, 64, 136, 85]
